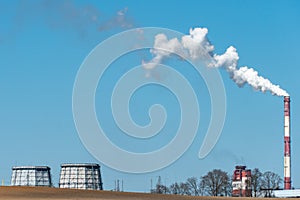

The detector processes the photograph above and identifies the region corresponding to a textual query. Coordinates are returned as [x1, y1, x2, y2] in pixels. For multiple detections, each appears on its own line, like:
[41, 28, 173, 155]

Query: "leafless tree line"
[252, 168, 282, 197]
[151, 168, 282, 197]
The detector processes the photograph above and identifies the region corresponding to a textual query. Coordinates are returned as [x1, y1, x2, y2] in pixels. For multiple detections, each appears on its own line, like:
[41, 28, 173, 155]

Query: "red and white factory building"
[232, 166, 252, 197]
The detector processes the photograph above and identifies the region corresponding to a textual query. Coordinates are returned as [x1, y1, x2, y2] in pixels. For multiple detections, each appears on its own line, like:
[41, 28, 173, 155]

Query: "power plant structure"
[2, 96, 297, 196]
[59, 163, 103, 190]
[11, 166, 52, 187]
[232, 166, 252, 197]
[284, 96, 291, 190]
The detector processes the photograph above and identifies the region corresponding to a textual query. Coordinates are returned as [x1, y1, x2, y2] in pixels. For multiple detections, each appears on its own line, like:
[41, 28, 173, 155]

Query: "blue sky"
[1, 0, 300, 192]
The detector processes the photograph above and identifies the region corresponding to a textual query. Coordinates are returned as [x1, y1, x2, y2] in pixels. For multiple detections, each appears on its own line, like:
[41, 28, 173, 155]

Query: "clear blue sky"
[1, 0, 300, 192]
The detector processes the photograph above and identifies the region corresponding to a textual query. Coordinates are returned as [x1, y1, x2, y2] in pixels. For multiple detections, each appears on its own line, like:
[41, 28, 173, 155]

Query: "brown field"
[0, 186, 282, 200]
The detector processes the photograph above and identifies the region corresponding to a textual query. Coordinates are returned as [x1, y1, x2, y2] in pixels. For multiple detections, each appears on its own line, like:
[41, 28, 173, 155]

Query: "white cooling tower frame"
[59, 163, 103, 190]
[11, 166, 52, 187]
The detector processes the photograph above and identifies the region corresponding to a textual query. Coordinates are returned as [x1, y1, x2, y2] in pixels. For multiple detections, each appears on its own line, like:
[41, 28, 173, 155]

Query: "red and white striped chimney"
[284, 96, 291, 190]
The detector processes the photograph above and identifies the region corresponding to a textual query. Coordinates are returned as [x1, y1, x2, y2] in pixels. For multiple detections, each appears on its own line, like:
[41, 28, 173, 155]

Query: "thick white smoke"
[142, 27, 289, 96]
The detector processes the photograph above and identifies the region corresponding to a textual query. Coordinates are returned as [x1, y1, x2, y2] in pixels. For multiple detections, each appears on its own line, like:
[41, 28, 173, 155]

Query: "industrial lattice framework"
[59, 163, 103, 190]
[11, 166, 52, 187]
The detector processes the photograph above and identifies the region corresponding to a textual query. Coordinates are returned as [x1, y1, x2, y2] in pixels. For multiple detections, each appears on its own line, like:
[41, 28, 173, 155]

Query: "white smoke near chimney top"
[142, 27, 289, 97]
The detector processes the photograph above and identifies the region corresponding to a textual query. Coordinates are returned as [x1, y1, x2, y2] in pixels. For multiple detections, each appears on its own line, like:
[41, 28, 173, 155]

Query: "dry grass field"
[0, 186, 280, 200]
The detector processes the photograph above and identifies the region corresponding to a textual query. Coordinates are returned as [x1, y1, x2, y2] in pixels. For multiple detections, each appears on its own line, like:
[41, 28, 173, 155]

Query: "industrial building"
[11, 166, 52, 187]
[59, 163, 103, 190]
[274, 189, 300, 197]
[232, 166, 252, 197]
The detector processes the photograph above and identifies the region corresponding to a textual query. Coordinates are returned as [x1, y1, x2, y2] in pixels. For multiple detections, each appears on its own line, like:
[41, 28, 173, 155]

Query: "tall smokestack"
[284, 96, 291, 190]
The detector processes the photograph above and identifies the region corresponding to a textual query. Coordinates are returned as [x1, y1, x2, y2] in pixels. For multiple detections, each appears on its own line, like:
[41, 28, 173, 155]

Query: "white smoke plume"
[2, 1, 133, 41]
[142, 27, 289, 97]
[98, 7, 134, 31]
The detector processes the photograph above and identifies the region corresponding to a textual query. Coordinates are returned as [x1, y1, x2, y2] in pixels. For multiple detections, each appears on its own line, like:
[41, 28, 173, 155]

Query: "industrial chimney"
[284, 96, 291, 190]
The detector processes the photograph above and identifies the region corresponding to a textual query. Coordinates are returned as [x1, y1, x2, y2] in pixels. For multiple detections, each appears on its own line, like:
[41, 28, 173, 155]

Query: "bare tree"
[261, 171, 282, 197]
[251, 168, 263, 197]
[152, 176, 169, 194]
[186, 177, 199, 196]
[199, 179, 206, 196]
[225, 175, 232, 197]
[169, 182, 180, 194]
[169, 182, 191, 195]
[201, 169, 231, 196]
[179, 182, 191, 195]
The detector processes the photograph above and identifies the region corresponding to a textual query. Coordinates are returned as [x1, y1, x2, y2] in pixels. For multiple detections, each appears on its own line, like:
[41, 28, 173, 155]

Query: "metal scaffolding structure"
[59, 163, 103, 190]
[11, 166, 52, 187]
